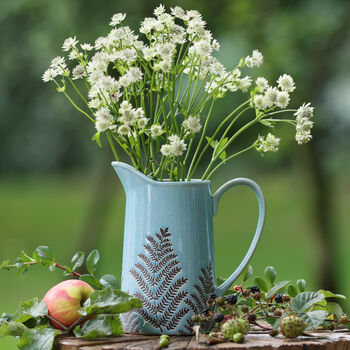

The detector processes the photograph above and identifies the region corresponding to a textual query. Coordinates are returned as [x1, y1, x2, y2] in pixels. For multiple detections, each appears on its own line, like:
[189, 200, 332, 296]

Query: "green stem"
[106, 131, 120, 161]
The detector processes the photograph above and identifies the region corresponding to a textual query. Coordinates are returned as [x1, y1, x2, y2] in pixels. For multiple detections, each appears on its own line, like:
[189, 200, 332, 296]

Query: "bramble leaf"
[297, 279, 306, 292]
[266, 281, 291, 299]
[241, 265, 253, 283]
[17, 326, 60, 350]
[253, 277, 268, 292]
[300, 310, 327, 330]
[73, 314, 122, 338]
[0, 321, 27, 337]
[33, 246, 55, 266]
[265, 266, 276, 285]
[12, 298, 48, 323]
[319, 290, 347, 300]
[81, 287, 142, 316]
[100, 275, 120, 290]
[292, 292, 324, 313]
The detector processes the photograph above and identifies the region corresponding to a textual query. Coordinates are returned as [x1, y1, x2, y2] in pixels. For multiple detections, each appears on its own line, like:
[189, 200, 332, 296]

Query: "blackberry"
[225, 294, 238, 305]
[242, 289, 251, 298]
[274, 293, 283, 303]
[202, 307, 212, 316]
[208, 293, 217, 301]
[249, 286, 260, 294]
[253, 292, 261, 301]
[280, 316, 305, 339]
[213, 313, 225, 323]
[274, 309, 282, 317]
[247, 313, 257, 323]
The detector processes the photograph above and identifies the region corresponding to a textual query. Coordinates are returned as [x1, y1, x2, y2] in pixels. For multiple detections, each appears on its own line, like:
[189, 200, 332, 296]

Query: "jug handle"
[213, 178, 265, 296]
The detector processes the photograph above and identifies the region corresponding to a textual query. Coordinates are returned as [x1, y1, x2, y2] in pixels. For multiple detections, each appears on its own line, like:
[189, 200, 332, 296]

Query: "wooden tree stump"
[55, 330, 350, 350]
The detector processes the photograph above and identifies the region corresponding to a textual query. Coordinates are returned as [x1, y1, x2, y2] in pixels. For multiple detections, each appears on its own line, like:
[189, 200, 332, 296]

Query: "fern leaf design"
[130, 269, 154, 299]
[183, 262, 215, 334]
[135, 263, 155, 286]
[166, 308, 189, 330]
[129, 227, 189, 332]
[121, 311, 141, 333]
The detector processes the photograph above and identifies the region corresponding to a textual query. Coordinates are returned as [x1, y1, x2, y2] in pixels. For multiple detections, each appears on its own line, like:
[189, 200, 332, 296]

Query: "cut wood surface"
[55, 330, 350, 350]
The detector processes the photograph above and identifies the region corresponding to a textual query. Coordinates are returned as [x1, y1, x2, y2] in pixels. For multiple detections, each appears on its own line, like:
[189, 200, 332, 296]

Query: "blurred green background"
[1, 0, 350, 348]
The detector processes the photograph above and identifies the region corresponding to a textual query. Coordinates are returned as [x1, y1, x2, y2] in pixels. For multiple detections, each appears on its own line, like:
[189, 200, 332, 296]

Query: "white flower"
[275, 91, 290, 109]
[236, 76, 252, 92]
[245, 49, 263, 68]
[119, 109, 136, 126]
[182, 116, 202, 134]
[168, 135, 187, 156]
[277, 74, 295, 92]
[155, 59, 172, 73]
[62, 37, 78, 51]
[137, 118, 149, 129]
[160, 144, 173, 156]
[253, 94, 266, 110]
[143, 47, 156, 61]
[72, 64, 86, 80]
[294, 102, 314, 120]
[119, 75, 131, 87]
[95, 107, 115, 132]
[209, 61, 225, 76]
[256, 77, 268, 91]
[192, 40, 212, 57]
[118, 125, 130, 136]
[264, 87, 278, 106]
[50, 56, 66, 69]
[212, 39, 220, 51]
[134, 108, 145, 119]
[170, 6, 186, 20]
[295, 131, 312, 145]
[256, 133, 280, 153]
[88, 98, 102, 109]
[81, 43, 93, 51]
[296, 117, 313, 132]
[151, 124, 163, 137]
[42, 68, 58, 82]
[120, 101, 132, 112]
[126, 67, 143, 83]
[110, 13, 126, 26]
[68, 49, 81, 60]
[154, 4, 165, 16]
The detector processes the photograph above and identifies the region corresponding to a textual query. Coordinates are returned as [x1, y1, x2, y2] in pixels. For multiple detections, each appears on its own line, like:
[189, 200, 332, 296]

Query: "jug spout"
[111, 161, 152, 191]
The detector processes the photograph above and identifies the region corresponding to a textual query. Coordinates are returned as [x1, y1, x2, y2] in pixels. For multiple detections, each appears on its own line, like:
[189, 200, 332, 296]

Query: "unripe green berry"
[221, 318, 249, 339]
[280, 316, 305, 339]
[233, 332, 245, 343]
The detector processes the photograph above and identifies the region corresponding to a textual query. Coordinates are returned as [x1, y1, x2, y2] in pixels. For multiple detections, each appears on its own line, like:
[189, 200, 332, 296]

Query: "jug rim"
[111, 161, 211, 185]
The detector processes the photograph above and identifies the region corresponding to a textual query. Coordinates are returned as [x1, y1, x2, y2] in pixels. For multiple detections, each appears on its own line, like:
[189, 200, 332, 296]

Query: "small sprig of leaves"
[193, 265, 349, 343]
[0, 246, 142, 350]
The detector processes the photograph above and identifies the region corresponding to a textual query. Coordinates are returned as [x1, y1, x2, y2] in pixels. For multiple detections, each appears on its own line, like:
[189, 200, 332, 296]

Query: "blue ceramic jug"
[112, 162, 265, 335]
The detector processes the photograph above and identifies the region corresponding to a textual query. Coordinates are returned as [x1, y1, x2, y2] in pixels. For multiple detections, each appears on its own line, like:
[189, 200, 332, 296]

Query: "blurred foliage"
[0, 0, 349, 174]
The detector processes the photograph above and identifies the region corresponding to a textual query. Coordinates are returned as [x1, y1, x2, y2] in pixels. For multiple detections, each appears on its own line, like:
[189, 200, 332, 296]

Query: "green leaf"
[292, 292, 324, 313]
[253, 277, 268, 292]
[100, 275, 120, 290]
[71, 252, 85, 271]
[266, 281, 291, 299]
[92, 132, 102, 148]
[237, 298, 254, 307]
[241, 265, 253, 283]
[216, 277, 226, 286]
[12, 298, 48, 323]
[0, 260, 10, 269]
[33, 246, 55, 266]
[273, 316, 283, 331]
[81, 287, 142, 316]
[297, 279, 306, 292]
[327, 302, 343, 320]
[319, 290, 347, 300]
[20, 251, 34, 263]
[287, 285, 299, 298]
[79, 274, 102, 290]
[86, 249, 100, 275]
[300, 310, 327, 330]
[73, 314, 123, 338]
[17, 326, 60, 350]
[0, 321, 27, 337]
[264, 266, 276, 285]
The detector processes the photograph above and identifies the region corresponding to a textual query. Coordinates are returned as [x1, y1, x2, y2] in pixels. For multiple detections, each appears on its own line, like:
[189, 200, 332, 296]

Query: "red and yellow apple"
[43, 279, 94, 330]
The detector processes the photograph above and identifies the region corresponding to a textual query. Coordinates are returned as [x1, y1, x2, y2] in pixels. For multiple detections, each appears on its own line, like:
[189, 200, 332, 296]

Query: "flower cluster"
[43, 5, 315, 181]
